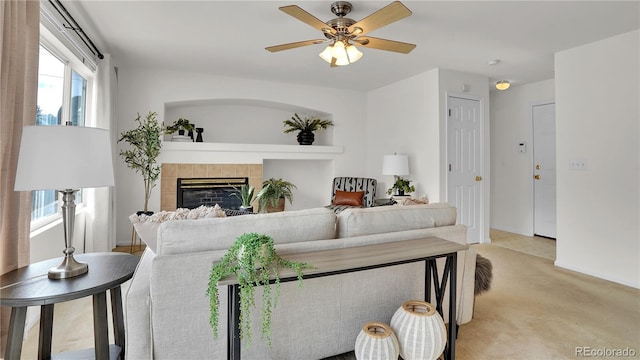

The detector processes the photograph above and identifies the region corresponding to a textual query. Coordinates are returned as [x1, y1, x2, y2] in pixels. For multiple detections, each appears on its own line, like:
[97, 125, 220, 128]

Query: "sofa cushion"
[336, 203, 457, 238]
[156, 207, 337, 255]
[333, 190, 364, 207]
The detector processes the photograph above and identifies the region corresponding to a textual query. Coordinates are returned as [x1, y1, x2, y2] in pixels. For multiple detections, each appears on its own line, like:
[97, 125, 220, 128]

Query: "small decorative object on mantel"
[207, 232, 314, 347]
[283, 113, 334, 145]
[354, 321, 400, 360]
[390, 300, 447, 360]
[118, 111, 163, 213]
[195, 127, 204, 142]
[165, 117, 195, 141]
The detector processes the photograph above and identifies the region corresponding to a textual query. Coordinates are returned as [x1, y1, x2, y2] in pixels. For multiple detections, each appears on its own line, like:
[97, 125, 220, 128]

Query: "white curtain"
[85, 53, 118, 252]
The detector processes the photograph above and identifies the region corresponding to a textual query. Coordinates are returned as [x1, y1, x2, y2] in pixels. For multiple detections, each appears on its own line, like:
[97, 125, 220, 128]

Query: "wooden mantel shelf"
[159, 141, 344, 164]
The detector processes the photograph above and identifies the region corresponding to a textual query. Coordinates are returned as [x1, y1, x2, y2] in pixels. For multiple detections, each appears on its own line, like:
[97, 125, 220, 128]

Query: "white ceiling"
[67, 1, 640, 92]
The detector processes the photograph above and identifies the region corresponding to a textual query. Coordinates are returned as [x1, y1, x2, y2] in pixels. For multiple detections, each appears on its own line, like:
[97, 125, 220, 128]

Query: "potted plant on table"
[256, 178, 296, 213]
[118, 111, 163, 214]
[230, 184, 256, 213]
[207, 232, 313, 347]
[387, 176, 416, 197]
[283, 113, 334, 145]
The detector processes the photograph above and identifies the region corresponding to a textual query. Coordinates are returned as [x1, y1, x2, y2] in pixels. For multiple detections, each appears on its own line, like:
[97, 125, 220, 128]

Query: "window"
[32, 43, 92, 228]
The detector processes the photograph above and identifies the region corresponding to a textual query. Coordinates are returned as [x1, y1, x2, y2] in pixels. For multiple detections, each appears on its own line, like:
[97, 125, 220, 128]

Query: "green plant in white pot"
[206, 233, 313, 347]
[230, 184, 256, 212]
[118, 111, 163, 213]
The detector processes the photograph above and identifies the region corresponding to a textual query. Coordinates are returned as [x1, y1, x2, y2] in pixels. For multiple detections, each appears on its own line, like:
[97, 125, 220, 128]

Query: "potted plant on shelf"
[387, 176, 416, 197]
[118, 111, 163, 213]
[283, 113, 334, 145]
[256, 178, 296, 213]
[165, 117, 195, 140]
[207, 232, 313, 347]
[230, 184, 256, 213]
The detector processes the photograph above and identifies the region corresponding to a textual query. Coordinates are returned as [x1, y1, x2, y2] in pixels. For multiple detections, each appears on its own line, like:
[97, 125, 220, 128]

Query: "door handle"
[534, 174, 541, 180]
[475, 176, 482, 181]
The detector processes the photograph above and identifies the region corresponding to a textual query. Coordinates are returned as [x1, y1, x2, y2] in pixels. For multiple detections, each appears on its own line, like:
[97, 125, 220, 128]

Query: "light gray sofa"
[125, 203, 474, 360]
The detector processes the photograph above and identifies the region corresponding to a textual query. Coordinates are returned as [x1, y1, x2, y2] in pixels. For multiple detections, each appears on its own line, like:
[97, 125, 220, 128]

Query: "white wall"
[490, 79, 555, 235]
[555, 30, 639, 288]
[115, 66, 367, 244]
[366, 68, 491, 243]
[366, 69, 440, 200]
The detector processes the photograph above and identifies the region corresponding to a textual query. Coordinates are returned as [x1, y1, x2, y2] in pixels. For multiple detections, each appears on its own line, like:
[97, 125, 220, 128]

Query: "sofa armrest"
[125, 248, 155, 360]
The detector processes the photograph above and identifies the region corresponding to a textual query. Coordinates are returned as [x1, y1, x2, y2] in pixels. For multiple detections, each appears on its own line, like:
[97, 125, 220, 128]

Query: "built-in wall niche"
[163, 99, 334, 146]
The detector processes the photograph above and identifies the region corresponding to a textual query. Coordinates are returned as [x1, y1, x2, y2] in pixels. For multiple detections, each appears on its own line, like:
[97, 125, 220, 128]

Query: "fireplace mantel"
[159, 141, 343, 164]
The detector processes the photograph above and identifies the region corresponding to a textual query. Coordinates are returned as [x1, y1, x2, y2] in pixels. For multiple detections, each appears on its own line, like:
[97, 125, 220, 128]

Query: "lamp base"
[48, 250, 88, 279]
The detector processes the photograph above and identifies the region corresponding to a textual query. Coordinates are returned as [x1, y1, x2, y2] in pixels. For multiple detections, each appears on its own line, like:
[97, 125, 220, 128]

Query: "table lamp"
[14, 124, 115, 279]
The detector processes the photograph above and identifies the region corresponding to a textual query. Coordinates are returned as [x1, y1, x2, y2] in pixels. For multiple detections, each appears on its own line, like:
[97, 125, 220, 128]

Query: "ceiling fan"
[265, 1, 416, 67]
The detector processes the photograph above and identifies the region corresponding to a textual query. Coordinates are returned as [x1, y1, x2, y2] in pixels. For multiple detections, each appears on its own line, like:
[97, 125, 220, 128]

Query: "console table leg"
[5, 306, 27, 360]
[227, 284, 241, 360]
[444, 253, 457, 360]
[38, 304, 54, 359]
[93, 292, 110, 360]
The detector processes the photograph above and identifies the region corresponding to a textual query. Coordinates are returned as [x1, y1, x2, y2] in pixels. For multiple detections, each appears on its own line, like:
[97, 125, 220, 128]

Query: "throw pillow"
[333, 190, 365, 207]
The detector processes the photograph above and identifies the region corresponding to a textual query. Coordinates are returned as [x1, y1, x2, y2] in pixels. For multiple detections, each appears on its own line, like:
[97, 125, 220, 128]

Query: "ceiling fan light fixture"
[319, 45, 334, 63]
[496, 80, 511, 90]
[345, 43, 363, 63]
[319, 41, 362, 66]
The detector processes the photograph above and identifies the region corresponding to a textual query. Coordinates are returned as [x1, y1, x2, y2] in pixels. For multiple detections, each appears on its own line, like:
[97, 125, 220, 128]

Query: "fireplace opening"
[177, 177, 248, 210]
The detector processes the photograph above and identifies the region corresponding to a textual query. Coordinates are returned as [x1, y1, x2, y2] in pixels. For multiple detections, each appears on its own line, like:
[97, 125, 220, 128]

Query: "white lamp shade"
[14, 125, 115, 191]
[382, 154, 409, 176]
[319, 45, 334, 63]
[346, 44, 363, 63]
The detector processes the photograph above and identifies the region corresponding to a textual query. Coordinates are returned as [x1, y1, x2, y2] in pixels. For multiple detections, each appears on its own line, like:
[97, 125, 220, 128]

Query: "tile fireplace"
[161, 163, 263, 211]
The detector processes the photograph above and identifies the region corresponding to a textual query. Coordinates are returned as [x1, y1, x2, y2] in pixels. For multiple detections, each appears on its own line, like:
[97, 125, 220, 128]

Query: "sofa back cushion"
[156, 207, 336, 255]
[336, 203, 457, 238]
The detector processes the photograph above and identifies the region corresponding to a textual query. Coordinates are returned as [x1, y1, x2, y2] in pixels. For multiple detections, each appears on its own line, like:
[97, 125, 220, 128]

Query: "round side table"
[0, 252, 139, 360]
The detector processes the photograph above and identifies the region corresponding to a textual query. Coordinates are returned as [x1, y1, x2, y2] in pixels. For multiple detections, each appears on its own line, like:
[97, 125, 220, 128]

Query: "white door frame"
[445, 93, 485, 243]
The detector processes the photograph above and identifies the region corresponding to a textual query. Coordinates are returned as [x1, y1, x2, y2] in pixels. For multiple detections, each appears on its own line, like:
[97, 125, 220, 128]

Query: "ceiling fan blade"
[266, 39, 328, 52]
[355, 36, 416, 54]
[279, 5, 336, 35]
[348, 1, 412, 36]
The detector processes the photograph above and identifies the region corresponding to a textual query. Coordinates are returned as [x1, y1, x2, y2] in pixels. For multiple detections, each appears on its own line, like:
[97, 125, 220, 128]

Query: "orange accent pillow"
[333, 190, 365, 207]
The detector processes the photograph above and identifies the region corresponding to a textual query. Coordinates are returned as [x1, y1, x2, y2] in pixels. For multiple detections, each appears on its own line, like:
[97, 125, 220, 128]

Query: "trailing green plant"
[282, 113, 334, 134]
[165, 117, 195, 134]
[118, 111, 163, 212]
[230, 184, 256, 208]
[206, 233, 313, 347]
[255, 178, 296, 212]
[387, 176, 416, 196]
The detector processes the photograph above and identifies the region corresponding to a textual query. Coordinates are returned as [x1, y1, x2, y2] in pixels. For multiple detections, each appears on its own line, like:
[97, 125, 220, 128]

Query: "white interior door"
[533, 102, 557, 238]
[447, 96, 483, 243]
